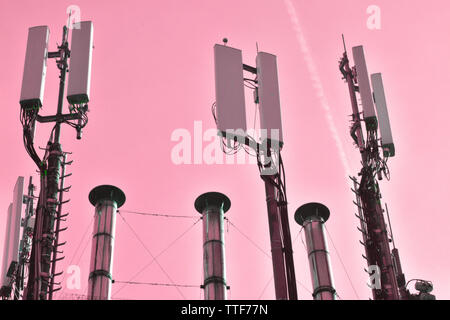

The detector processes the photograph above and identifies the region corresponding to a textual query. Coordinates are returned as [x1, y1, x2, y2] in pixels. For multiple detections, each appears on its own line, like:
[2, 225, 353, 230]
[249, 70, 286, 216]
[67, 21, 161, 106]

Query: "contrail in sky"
[283, 0, 352, 177]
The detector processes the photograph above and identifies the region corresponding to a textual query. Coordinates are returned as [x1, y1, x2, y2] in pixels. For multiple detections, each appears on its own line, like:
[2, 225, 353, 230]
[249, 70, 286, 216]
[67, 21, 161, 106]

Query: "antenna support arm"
[36, 113, 83, 124]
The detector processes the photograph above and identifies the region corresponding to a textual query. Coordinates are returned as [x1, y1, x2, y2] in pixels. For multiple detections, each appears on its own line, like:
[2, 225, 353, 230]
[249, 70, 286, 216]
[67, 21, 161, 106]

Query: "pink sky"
[1, 0, 449, 300]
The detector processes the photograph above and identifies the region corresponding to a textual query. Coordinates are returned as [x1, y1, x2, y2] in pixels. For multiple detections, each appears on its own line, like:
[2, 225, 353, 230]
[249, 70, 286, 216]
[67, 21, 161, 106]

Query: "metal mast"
[195, 192, 230, 300]
[21, 21, 91, 299]
[260, 168, 297, 300]
[212, 43, 297, 300]
[24, 26, 73, 300]
[294, 203, 336, 300]
[48, 154, 71, 300]
[338, 37, 436, 301]
[262, 175, 288, 299]
[339, 41, 399, 300]
[88, 185, 125, 300]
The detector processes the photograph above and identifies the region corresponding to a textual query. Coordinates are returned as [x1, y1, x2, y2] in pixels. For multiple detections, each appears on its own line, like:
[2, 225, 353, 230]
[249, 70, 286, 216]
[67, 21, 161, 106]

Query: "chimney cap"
[294, 202, 330, 225]
[89, 185, 126, 208]
[195, 192, 231, 214]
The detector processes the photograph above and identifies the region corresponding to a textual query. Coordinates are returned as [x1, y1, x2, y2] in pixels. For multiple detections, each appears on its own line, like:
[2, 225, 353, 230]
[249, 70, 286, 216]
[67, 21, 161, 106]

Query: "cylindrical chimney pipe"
[295, 202, 336, 300]
[195, 192, 230, 300]
[87, 185, 125, 300]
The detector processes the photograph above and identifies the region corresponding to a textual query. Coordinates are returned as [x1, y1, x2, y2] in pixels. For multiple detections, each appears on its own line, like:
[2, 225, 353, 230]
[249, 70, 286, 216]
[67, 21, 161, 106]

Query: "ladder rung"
[357, 227, 367, 235]
[52, 256, 65, 263]
[58, 186, 72, 192]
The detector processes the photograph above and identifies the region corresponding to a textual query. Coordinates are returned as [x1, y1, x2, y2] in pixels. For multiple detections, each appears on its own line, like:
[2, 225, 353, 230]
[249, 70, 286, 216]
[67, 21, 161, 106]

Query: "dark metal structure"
[339, 43, 400, 300]
[22, 26, 88, 300]
[213, 42, 298, 300]
[338, 38, 434, 300]
[260, 170, 297, 300]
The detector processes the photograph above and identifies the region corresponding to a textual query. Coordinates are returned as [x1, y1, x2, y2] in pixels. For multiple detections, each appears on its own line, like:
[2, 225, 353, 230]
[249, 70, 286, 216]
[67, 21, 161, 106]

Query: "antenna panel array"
[352, 45, 377, 130]
[214, 44, 247, 138]
[20, 26, 49, 109]
[67, 21, 94, 104]
[371, 73, 395, 157]
[256, 52, 283, 147]
[1, 177, 24, 288]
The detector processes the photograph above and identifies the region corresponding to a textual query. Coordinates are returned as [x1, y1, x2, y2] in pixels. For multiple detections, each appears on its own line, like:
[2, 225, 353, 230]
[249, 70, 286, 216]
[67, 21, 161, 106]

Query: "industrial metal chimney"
[195, 192, 230, 300]
[294, 202, 336, 300]
[87, 185, 125, 300]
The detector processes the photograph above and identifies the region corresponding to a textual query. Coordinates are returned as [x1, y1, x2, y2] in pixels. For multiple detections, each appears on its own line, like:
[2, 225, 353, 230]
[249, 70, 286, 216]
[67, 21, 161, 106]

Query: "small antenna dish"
[222, 38, 228, 46]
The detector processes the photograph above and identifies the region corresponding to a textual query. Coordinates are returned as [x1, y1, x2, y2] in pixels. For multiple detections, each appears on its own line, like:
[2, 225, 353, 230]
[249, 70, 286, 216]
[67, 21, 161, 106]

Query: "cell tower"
[19, 20, 93, 300]
[195, 192, 230, 300]
[213, 41, 297, 300]
[339, 38, 434, 300]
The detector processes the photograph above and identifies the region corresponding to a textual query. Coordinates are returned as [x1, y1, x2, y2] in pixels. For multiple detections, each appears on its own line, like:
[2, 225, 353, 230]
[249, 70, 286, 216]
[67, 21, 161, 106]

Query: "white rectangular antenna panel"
[1, 177, 24, 288]
[10, 177, 24, 268]
[352, 45, 377, 130]
[19, 26, 49, 109]
[214, 44, 247, 137]
[371, 73, 395, 157]
[1, 204, 13, 288]
[256, 52, 283, 147]
[67, 21, 94, 104]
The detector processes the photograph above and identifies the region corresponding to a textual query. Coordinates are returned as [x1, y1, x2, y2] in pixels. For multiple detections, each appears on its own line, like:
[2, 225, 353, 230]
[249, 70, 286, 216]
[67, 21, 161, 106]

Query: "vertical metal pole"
[48, 154, 66, 299]
[359, 177, 399, 300]
[392, 248, 408, 299]
[385, 203, 408, 299]
[40, 141, 62, 298]
[294, 203, 336, 300]
[263, 175, 288, 300]
[278, 200, 298, 300]
[25, 26, 70, 300]
[340, 51, 366, 157]
[352, 178, 377, 298]
[195, 192, 230, 300]
[54, 26, 69, 144]
[88, 185, 125, 300]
